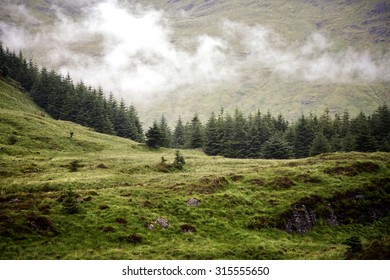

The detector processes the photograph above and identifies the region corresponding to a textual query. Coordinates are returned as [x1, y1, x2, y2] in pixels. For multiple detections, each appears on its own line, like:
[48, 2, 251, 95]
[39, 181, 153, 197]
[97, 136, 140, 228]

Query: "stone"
[187, 198, 199, 207]
[156, 217, 169, 228]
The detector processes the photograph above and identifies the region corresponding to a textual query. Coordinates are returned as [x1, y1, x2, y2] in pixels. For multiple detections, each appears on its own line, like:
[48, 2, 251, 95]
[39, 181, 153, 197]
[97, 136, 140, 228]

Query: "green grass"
[1, 78, 389, 259]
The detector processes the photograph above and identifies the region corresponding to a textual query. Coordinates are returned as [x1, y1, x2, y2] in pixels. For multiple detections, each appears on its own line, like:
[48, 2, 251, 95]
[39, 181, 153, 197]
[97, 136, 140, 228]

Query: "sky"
[1, 0, 389, 105]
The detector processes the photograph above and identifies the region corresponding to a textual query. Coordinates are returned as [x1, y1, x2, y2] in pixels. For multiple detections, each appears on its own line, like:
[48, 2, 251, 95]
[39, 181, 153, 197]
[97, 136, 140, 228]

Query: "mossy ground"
[1, 79, 389, 260]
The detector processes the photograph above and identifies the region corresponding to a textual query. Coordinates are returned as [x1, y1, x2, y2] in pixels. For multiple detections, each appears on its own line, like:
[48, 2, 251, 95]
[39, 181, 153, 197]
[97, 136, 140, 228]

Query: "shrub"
[68, 160, 82, 172]
[61, 188, 81, 214]
[172, 150, 186, 170]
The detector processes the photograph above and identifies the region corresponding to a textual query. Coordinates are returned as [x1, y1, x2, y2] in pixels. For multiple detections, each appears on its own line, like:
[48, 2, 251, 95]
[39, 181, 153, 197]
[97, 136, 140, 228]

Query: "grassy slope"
[0, 79, 389, 259]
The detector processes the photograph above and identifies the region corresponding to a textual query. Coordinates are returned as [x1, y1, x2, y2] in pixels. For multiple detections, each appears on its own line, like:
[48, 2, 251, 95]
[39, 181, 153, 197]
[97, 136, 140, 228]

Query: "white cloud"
[0, 0, 389, 105]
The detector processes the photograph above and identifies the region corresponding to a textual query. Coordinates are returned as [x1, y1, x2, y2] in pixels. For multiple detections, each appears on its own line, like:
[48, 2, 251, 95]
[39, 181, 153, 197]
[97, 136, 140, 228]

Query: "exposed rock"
[284, 204, 316, 234]
[187, 198, 199, 207]
[156, 217, 169, 228]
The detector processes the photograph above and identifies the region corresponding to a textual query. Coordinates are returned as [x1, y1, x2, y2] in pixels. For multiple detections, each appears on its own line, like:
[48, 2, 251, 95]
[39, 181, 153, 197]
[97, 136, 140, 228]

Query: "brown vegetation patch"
[119, 233, 143, 244]
[189, 176, 229, 193]
[99, 226, 115, 233]
[269, 176, 295, 190]
[26, 212, 59, 235]
[247, 178, 266, 186]
[230, 174, 244, 181]
[324, 161, 380, 176]
[115, 218, 127, 225]
[294, 174, 322, 184]
[21, 163, 41, 173]
[38, 204, 51, 215]
[96, 163, 108, 169]
[180, 224, 196, 233]
[99, 205, 110, 210]
[142, 200, 153, 207]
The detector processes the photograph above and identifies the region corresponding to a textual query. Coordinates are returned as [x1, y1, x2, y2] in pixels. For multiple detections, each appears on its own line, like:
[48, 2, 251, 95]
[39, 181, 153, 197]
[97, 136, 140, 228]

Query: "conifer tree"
[293, 115, 314, 158]
[309, 132, 332, 156]
[146, 121, 163, 148]
[188, 113, 204, 149]
[158, 115, 172, 148]
[262, 134, 294, 159]
[204, 112, 221, 155]
[172, 117, 186, 148]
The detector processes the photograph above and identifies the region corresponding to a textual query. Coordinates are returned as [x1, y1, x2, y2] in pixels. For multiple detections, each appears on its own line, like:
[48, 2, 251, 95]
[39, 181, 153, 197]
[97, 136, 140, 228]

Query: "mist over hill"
[0, 0, 389, 125]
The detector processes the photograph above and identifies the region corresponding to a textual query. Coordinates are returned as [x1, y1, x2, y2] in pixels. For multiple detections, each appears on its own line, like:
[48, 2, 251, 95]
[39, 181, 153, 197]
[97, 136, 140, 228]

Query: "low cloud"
[0, 0, 389, 104]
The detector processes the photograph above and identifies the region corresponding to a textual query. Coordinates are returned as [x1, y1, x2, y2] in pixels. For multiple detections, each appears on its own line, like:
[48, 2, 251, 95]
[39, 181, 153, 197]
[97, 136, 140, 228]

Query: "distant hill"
[0, 0, 389, 126]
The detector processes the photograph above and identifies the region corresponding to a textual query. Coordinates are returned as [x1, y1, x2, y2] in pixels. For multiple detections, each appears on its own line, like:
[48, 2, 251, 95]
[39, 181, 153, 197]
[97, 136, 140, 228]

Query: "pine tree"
[146, 121, 163, 148]
[128, 104, 144, 142]
[188, 113, 204, 149]
[172, 150, 186, 170]
[246, 111, 271, 158]
[309, 132, 331, 156]
[262, 134, 294, 159]
[293, 115, 314, 158]
[172, 117, 186, 148]
[158, 115, 172, 148]
[204, 112, 221, 155]
[351, 112, 377, 152]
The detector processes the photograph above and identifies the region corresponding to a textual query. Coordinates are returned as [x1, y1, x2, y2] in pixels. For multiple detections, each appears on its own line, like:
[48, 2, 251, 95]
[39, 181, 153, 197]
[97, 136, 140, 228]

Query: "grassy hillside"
[1, 79, 389, 259]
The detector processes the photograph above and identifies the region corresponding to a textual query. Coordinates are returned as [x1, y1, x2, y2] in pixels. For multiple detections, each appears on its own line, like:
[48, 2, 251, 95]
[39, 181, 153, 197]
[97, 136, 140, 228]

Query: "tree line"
[1, 43, 389, 159]
[145, 106, 390, 158]
[0, 43, 144, 142]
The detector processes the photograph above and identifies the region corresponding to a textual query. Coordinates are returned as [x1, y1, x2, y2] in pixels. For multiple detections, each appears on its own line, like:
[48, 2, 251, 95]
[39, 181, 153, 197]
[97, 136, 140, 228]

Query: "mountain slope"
[1, 0, 389, 125]
[0, 78, 389, 260]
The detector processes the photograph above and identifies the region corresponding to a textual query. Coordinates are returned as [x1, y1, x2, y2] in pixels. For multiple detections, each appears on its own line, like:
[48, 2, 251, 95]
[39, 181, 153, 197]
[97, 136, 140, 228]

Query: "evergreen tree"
[293, 115, 315, 158]
[351, 112, 377, 152]
[158, 115, 172, 148]
[188, 113, 204, 149]
[262, 134, 294, 159]
[146, 121, 163, 148]
[246, 111, 271, 158]
[172, 117, 186, 148]
[230, 109, 248, 157]
[204, 112, 221, 155]
[309, 132, 332, 156]
[172, 150, 186, 170]
[128, 104, 144, 142]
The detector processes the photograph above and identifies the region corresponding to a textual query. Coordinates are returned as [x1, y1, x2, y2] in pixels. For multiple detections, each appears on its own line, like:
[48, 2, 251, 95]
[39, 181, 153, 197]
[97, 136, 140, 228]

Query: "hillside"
[0, 0, 389, 125]
[1, 79, 389, 259]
